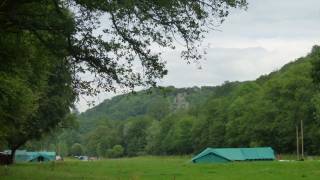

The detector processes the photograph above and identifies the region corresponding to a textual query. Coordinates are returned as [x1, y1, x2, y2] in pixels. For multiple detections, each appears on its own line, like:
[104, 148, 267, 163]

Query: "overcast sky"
[76, 0, 320, 112]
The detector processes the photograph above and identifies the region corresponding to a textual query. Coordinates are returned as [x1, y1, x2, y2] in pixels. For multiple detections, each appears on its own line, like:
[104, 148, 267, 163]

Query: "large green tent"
[192, 147, 275, 163]
[27, 152, 56, 162]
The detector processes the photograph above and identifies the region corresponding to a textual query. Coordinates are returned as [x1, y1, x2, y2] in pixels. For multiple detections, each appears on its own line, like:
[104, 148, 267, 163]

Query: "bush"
[70, 143, 83, 156]
[107, 145, 124, 158]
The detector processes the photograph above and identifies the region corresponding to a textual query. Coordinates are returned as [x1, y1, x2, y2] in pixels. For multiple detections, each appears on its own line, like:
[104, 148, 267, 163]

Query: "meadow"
[1, 156, 320, 180]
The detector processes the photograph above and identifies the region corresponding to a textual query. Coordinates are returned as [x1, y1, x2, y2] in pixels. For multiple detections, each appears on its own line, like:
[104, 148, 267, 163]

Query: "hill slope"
[78, 83, 242, 131]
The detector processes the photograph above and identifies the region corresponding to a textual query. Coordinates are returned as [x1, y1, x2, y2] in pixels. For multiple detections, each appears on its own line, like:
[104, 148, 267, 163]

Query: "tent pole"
[296, 125, 300, 160]
[301, 119, 304, 160]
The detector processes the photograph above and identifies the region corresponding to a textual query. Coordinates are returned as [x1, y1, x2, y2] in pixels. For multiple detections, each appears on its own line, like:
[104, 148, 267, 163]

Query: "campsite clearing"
[0, 156, 320, 180]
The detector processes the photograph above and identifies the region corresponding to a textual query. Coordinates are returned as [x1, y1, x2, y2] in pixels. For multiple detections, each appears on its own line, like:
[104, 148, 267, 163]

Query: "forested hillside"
[77, 85, 240, 132]
[27, 46, 320, 157]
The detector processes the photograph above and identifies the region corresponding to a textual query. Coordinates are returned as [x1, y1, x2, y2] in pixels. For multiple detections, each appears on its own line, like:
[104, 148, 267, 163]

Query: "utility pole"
[301, 119, 304, 160]
[296, 125, 300, 160]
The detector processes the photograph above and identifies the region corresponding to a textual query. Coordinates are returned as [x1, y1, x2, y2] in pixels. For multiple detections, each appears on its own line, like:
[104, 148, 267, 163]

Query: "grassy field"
[1, 156, 320, 180]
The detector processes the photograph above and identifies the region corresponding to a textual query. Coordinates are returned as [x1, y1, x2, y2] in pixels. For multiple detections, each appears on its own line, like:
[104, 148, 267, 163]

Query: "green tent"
[2, 150, 56, 162]
[192, 147, 275, 163]
[27, 152, 56, 162]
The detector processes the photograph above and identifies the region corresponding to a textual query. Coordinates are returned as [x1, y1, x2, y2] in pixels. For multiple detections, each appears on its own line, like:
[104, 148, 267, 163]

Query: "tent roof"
[27, 152, 55, 161]
[3, 150, 28, 155]
[3, 150, 55, 155]
[192, 147, 275, 161]
[38, 151, 56, 156]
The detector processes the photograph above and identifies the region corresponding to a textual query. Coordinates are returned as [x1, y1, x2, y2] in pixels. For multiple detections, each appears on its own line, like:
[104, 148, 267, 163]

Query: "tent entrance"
[37, 156, 44, 162]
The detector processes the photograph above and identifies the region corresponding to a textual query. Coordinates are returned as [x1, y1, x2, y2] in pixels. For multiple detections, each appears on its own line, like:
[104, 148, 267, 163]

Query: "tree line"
[27, 46, 320, 157]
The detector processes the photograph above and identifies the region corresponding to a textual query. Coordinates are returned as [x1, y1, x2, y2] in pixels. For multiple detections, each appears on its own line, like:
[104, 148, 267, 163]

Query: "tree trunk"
[301, 119, 304, 160]
[8, 148, 16, 165]
[7, 138, 28, 164]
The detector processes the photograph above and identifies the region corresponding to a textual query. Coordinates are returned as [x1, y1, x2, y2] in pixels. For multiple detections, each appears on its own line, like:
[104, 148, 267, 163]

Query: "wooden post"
[296, 125, 300, 160]
[58, 143, 61, 156]
[301, 120, 304, 160]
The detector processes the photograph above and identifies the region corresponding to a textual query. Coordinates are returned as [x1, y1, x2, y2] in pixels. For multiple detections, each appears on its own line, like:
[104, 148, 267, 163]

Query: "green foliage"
[85, 121, 122, 157]
[107, 145, 124, 158]
[70, 143, 84, 156]
[311, 45, 320, 85]
[0, 0, 247, 96]
[0, 28, 75, 159]
[123, 117, 153, 156]
[79, 87, 215, 125]
[57, 141, 69, 157]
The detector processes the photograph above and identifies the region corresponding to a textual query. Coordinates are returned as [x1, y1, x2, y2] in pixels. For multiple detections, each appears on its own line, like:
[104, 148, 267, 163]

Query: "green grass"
[1, 156, 320, 180]
[279, 154, 320, 161]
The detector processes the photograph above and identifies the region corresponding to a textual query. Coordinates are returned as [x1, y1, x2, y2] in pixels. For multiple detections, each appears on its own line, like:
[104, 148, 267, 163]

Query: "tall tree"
[123, 117, 152, 156]
[0, 29, 75, 163]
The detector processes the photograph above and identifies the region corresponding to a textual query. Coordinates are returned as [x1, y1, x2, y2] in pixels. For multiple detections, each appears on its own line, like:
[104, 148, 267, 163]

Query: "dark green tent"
[192, 147, 275, 163]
